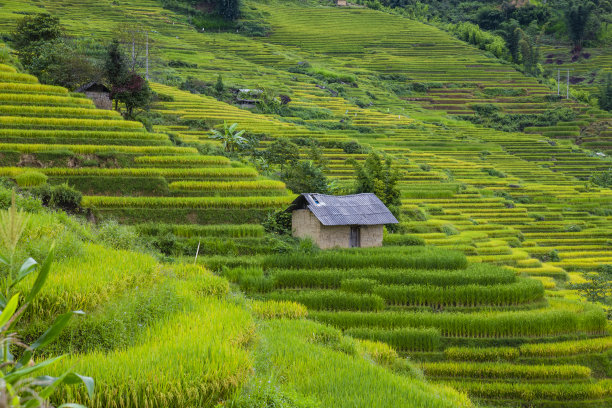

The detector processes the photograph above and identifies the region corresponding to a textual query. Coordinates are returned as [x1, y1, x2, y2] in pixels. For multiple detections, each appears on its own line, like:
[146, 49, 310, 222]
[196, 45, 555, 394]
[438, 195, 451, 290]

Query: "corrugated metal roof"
[289, 193, 398, 226]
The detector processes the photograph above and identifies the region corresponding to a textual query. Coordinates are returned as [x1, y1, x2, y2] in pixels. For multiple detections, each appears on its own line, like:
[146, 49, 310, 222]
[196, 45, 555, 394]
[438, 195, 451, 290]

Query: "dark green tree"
[598, 73, 612, 111]
[564, 1, 598, 51]
[570, 265, 612, 305]
[111, 74, 153, 119]
[218, 0, 241, 20]
[12, 13, 61, 51]
[215, 74, 225, 94]
[498, 19, 522, 63]
[104, 39, 130, 89]
[347, 152, 401, 222]
[282, 161, 329, 194]
[26, 39, 99, 89]
[12, 13, 62, 68]
[265, 138, 300, 172]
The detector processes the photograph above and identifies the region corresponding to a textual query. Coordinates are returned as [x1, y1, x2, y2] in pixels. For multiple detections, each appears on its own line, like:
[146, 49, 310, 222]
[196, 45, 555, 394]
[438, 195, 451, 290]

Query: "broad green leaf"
[64, 372, 95, 398]
[25, 247, 54, 304]
[5, 355, 63, 383]
[0, 253, 9, 265]
[31, 311, 76, 350]
[0, 294, 19, 328]
[11, 257, 38, 288]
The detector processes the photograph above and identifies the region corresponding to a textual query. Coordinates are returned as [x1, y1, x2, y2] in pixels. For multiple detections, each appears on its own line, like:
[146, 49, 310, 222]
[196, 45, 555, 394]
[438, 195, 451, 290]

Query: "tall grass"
[135, 155, 230, 165]
[263, 247, 467, 270]
[50, 299, 254, 408]
[346, 327, 441, 352]
[169, 180, 287, 192]
[266, 290, 385, 311]
[422, 362, 591, 380]
[245, 319, 474, 408]
[373, 278, 544, 307]
[0, 167, 256, 179]
[82, 195, 294, 209]
[311, 307, 607, 338]
[270, 264, 515, 289]
[445, 380, 612, 401]
[21, 243, 158, 321]
[136, 223, 264, 238]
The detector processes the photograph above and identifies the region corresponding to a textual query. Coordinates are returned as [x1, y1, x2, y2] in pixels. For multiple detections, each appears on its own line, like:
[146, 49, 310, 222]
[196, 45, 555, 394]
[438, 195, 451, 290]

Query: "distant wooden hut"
[287, 193, 398, 249]
[336, 0, 348, 6]
[76, 82, 112, 110]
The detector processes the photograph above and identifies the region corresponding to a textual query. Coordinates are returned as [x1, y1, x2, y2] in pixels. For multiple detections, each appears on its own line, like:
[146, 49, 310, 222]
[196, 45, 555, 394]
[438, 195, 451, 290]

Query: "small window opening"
[310, 194, 320, 204]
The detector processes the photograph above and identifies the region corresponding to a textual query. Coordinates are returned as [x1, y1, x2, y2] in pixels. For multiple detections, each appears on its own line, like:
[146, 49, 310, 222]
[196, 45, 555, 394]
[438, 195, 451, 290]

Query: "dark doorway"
[349, 226, 361, 248]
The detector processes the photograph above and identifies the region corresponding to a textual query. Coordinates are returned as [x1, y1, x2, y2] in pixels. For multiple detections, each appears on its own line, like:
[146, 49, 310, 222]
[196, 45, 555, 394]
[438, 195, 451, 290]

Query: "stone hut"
[75, 82, 112, 110]
[288, 193, 398, 249]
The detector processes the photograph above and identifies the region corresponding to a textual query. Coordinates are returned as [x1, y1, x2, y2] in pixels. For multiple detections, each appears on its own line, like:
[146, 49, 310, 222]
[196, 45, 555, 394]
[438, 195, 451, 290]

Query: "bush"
[32, 183, 82, 213]
[263, 209, 292, 235]
[15, 170, 48, 188]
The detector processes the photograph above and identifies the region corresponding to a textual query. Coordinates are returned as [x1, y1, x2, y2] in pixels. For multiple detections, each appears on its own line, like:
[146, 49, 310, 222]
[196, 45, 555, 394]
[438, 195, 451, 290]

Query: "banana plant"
[0, 250, 94, 407]
[209, 122, 247, 153]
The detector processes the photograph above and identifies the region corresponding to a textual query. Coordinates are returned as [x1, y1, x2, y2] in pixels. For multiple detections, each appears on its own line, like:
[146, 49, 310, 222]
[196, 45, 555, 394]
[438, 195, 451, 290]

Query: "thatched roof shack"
[287, 193, 398, 249]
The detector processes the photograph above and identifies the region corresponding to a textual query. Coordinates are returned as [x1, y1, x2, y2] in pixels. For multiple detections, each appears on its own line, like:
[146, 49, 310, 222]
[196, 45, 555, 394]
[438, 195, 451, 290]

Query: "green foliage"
[11, 13, 62, 64]
[210, 122, 247, 153]
[565, 0, 599, 50]
[599, 73, 612, 111]
[348, 152, 401, 225]
[0, 241, 93, 407]
[264, 138, 300, 171]
[448, 22, 509, 60]
[569, 265, 612, 305]
[592, 168, 612, 188]
[32, 183, 82, 214]
[282, 161, 329, 194]
[263, 209, 292, 236]
[346, 327, 441, 352]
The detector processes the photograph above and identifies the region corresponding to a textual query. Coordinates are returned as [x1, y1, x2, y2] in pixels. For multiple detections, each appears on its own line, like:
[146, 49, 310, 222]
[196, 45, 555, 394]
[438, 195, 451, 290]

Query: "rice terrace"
[0, 0, 610, 406]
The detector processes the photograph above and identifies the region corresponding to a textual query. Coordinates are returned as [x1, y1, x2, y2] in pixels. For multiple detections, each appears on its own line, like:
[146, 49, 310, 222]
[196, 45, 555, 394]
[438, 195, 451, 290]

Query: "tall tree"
[598, 73, 612, 111]
[12, 13, 62, 67]
[564, 1, 598, 51]
[347, 152, 401, 222]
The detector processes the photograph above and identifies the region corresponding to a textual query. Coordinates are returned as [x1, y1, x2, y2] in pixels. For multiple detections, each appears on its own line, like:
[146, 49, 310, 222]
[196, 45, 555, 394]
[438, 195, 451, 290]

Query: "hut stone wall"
[85, 91, 112, 110]
[292, 208, 384, 249]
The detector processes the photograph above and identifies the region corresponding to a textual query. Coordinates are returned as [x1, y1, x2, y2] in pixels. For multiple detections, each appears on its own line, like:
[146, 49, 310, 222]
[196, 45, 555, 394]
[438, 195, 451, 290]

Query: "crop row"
[169, 180, 287, 192]
[263, 247, 468, 271]
[269, 264, 516, 289]
[346, 327, 441, 352]
[444, 380, 612, 401]
[445, 337, 612, 360]
[371, 279, 543, 308]
[422, 361, 591, 380]
[135, 223, 265, 238]
[311, 307, 607, 338]
[82, 195, 295, 209]
[0, 93, 92, 106]
[0, 167, 253, 178]
[0, 129, 167, 141]
[134, 155, 230, 165]
[0, 144, 195, 154]
[0, 116, 143, 128]
[266, 290, 385, 312]
[0, 105, 119, 118]
[0, 82, 68, 94]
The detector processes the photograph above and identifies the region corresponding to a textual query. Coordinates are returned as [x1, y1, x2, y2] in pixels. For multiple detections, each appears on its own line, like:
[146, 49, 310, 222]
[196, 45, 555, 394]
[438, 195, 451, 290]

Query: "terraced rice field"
[0, 62, 292, 224]
[0, 1, 611, 407]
